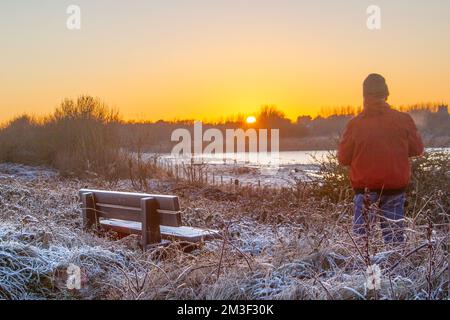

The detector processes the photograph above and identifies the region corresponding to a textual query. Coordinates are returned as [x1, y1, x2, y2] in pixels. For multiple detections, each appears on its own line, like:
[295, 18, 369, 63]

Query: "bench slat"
[95, 203, 182, 227]
[95, 203, 141, 222]
[157, 209, 183, 227]
[79, 189, 180, 211]
[100, 219, 220, 242]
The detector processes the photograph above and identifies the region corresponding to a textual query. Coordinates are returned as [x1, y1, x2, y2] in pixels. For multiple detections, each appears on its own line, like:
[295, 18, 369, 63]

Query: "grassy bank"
[0, 161, 448, 300]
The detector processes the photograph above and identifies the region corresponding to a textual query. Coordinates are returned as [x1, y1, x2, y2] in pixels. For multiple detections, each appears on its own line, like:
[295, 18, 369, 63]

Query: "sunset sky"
[1, 0, 449, 123]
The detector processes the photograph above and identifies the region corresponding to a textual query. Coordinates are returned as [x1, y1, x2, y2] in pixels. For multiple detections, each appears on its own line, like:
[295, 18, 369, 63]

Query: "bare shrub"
[0, 116, 42, 164]
[0, 96, 126, 179]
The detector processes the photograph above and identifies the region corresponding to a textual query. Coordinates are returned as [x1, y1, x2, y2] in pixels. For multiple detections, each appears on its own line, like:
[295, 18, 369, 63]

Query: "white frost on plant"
[365, 264, 382, 291]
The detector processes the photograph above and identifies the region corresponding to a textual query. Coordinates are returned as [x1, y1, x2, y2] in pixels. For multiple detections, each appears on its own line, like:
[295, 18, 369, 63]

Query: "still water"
[162, 148, 448, 166]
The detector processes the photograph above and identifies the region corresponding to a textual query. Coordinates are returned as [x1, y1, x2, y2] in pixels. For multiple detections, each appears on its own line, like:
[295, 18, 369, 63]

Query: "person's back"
[338, 74, 424, 244]
[338, 96, 424, 192]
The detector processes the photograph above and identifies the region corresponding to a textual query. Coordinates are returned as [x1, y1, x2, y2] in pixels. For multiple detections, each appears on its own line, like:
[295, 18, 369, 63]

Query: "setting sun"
[246, 116, 257, 124]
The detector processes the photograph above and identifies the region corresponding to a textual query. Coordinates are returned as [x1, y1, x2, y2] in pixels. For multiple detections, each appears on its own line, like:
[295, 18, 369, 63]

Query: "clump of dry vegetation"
[0, 96, 128, 178]
[0, 148, 448, 300]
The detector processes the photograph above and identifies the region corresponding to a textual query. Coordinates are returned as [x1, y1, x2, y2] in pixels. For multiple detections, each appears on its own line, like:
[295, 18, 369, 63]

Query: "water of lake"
[161, 148, 448, 166]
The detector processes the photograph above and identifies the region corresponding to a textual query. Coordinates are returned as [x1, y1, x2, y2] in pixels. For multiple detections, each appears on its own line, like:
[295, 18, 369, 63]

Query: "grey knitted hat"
[363, 73, 389, 98]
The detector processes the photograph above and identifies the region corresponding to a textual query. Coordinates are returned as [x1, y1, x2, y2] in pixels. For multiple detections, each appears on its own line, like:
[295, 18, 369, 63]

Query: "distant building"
[296, 115, 312, 125]
[437, 104, 448, 115]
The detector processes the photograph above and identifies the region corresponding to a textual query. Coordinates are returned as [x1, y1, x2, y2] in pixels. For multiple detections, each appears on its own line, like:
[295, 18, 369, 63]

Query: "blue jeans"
[353, 192, 406, 244]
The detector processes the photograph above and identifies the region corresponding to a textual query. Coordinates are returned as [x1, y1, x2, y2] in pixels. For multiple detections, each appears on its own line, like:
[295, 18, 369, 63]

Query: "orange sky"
[1, 0, 449, 123]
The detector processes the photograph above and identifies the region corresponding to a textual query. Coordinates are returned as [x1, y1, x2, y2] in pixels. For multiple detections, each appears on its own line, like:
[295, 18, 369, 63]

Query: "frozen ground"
[0, 164, 448, 300]
[0, 163, 57, 180]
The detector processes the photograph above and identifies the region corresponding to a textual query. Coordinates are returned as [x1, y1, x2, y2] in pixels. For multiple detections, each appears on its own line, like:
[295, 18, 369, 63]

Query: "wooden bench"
[79, 189, 220, 250]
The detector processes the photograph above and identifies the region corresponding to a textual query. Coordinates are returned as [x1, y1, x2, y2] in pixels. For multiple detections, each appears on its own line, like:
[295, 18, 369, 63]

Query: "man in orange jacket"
[338, 74, 424, 243]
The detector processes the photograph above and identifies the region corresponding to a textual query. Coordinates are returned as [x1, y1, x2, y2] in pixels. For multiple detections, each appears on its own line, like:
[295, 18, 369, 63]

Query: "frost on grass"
[0, 164, 448, 300]
[0, 163, 57, 181]
[0, 222, 137, 299]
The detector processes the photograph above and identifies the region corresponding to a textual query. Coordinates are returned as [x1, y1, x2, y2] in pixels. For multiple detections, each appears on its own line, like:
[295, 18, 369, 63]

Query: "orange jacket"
[338, 100, 424, 191]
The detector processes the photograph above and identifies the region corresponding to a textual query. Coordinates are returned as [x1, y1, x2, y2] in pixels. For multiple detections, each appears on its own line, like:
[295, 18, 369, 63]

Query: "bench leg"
[81, 192, 98, 230]
[141, 197, 161, 250]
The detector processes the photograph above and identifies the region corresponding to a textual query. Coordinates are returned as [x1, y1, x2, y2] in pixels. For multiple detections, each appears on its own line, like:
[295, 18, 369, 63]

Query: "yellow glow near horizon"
[0, 1, 449, 123]
[246, 116, 257, 124]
